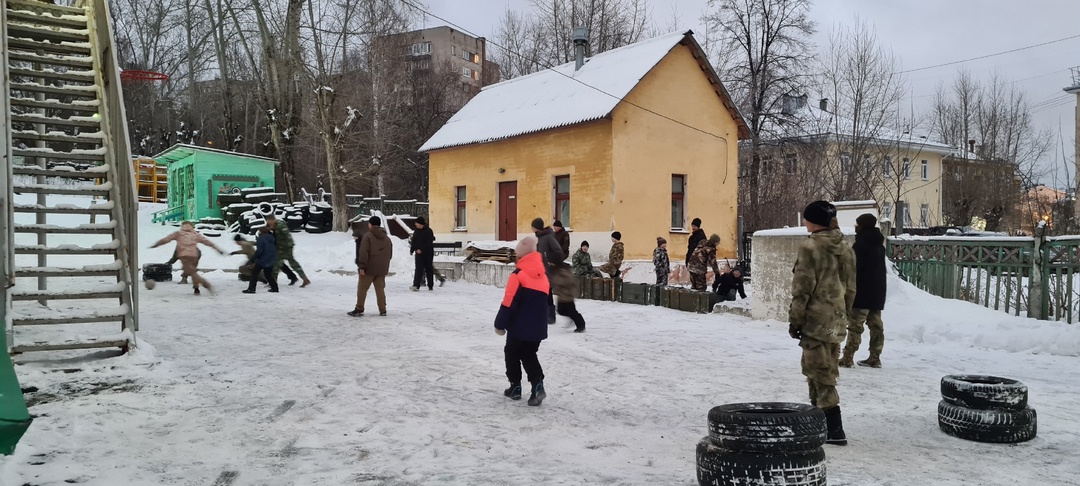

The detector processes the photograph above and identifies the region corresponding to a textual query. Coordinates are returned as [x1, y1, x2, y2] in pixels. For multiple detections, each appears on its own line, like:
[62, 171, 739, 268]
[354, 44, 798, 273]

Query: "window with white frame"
[671, 175, 686, 229]
[461, 67, 472, 78]
[863, 155, 873, 175]
[454, 186, 467, 228]
[451, 45, 457, 56]
[882, 201, 892, 221]
[902, 203, 912, 226]
[785, 153, 797, 174]
[921, 160, 929, 180]
[883, 156, 893, 177]
[760, 157, 772, 174]
[841, 153, 852, 174]
[410, 42, 431, 56]
[921, 203, 929, 226]
[554, 175, 570, 227]
[902, 158, 911, 180]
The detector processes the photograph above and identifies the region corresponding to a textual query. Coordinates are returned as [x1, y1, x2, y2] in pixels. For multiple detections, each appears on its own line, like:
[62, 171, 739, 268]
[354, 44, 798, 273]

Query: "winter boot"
[438, 275, 446, 287]
[838, 350, 855, 368]
[503, 383, 522, 400]
[178, 277, 189, 285]
[857, 355, 882, 368]
[410, 286, 420, 291]
[528, 382, 546, 406]
[300, 277, 312, 288]
[824, 406, 848, 446]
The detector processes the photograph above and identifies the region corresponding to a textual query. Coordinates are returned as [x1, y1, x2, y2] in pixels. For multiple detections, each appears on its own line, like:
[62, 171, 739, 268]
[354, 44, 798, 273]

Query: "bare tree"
[494, 0, 653, 80]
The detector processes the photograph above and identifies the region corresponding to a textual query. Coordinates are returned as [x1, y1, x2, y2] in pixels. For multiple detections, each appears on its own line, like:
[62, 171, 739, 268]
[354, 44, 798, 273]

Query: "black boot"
[527, 382, 546, 406]
[824, 406, 848, 446]
[503, 383, 522, 400]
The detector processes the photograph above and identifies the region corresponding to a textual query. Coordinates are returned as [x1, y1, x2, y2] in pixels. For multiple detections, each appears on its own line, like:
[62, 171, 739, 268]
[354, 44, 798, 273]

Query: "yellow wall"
[875, 150, 945, 228]
[611, 44, 740, 259]
[427, 120, 614, 241]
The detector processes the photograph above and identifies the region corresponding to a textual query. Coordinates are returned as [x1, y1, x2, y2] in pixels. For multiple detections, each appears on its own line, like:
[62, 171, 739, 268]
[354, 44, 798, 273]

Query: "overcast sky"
[420, 0, 1079, 187]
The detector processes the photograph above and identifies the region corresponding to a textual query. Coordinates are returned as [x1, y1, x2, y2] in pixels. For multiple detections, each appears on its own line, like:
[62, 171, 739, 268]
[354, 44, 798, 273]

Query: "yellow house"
[419, 30, 751, 260]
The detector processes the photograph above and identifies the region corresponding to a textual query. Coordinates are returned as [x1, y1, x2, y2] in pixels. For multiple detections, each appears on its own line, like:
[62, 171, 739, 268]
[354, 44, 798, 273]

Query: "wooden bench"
[432, 242, 463, 256]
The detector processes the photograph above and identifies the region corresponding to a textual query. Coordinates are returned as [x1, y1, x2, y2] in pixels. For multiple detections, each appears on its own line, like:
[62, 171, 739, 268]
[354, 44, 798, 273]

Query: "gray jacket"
[534, 227, 565, 272]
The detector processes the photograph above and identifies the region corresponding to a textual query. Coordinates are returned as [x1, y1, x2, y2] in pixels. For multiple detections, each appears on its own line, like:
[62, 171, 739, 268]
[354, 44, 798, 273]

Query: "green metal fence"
[888, 234, 1080, 323]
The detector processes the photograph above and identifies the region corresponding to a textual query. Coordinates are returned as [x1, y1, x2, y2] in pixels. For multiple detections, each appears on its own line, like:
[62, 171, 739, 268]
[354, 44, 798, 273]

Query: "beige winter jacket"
[153, 228, 223, 258]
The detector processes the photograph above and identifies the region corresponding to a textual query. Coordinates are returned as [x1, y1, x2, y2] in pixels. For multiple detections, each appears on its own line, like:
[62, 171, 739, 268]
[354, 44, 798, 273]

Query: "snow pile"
[885, 272, 1080, 356]
[465, 240, 517, 251]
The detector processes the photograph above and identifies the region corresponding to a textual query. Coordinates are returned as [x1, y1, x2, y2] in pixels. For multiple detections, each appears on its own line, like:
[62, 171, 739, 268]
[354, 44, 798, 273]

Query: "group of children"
[152, 214, 310, 295]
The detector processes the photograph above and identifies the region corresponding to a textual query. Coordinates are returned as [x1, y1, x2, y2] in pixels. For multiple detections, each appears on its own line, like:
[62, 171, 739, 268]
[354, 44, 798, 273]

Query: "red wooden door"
[498, 181, 517, 241]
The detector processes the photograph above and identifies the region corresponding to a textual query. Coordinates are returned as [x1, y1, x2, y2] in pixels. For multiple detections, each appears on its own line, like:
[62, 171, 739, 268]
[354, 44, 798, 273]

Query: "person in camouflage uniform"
[687, 234, 721, 291]
[572, 241, 603, 277]
[267, 214, 311, 287]
[789, 201, 855, 446]
[597, 232, 624, 278]
[653, 237, 670, 286]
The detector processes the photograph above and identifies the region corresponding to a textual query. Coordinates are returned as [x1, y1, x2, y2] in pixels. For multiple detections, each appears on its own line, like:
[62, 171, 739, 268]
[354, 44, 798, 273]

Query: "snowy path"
[4, 270, 1079, 485]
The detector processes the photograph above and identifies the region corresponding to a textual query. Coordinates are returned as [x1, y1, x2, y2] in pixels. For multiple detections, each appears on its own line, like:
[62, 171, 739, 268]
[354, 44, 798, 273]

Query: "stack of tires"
[697, 403, 827, 485]
[938, 375, 1037, 443]
[305, 202, 333, 234]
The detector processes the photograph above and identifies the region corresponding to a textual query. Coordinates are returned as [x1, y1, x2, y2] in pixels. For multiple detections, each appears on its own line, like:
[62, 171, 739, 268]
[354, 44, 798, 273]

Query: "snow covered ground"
[2, 198, 1080, 485]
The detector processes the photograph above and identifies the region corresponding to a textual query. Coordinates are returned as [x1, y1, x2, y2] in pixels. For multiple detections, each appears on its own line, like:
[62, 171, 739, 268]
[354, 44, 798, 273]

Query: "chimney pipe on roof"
[819, 98, 829, 112]
[572, 27, 589, 71]
[967, 139, 976, 154]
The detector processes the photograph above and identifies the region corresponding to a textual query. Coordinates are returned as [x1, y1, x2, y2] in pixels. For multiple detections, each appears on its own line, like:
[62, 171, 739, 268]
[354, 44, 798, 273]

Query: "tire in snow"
[696, 437, 826, 486]
[707, 402, 826, 454]
[937, 400, 1037, 443]
[940, 375, 1027, 410]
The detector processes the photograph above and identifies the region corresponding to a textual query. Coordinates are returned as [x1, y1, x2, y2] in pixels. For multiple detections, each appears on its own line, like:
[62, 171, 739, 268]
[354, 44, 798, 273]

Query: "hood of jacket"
[535, 227, 554, 238]
[855, 227, 884, 246]
[515, 251, 546, 279]
[369, 226, 387, 240]
[810, 228, 847, 257]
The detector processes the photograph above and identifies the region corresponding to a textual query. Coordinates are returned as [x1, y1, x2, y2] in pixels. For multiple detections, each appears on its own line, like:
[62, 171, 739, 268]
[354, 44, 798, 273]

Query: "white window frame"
[882, 201, 892, 222]
[410, 42, 431, 56]
[921, 160, 929, 180]
[461, 67, 472, 78]
[884, 156, 893, 177]
[840, 153, 852, 175]
[921, 203, 929, 226]
[902, 158, 911, 180]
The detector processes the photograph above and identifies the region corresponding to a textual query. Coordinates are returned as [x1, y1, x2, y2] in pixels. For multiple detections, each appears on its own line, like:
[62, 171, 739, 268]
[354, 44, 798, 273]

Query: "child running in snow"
[243, 226, 279, 294]
[495, 235, 549, 406]
[150, 221, 225, 295]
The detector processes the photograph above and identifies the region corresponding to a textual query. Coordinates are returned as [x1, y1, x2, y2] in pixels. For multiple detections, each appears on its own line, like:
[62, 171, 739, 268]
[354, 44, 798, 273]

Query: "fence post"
[1028, 224, 1046, 320]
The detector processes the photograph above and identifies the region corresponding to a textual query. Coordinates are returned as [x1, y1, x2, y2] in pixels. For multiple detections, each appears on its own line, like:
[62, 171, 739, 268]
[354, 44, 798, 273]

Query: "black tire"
[707, 402, 826, 454]
[696, 437, 826, 486]
[941, 375, 1027, 410]
[937, 400, 1037, 444]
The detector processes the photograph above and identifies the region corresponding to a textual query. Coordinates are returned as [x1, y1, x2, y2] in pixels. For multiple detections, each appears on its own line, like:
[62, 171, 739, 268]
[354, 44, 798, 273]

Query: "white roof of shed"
[419, 30, 749, 152]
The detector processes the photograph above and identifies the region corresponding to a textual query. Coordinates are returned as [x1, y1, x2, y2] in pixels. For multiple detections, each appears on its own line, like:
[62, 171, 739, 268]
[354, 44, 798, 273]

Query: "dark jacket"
[358, 226, 393, 276]
[553, 229, 571, 260]
[253, 232, 276, 268]
[494, 251, 550, 342]
[715, 271, 746, 299]
[410, 226, 435, 259]
[534, 227, 565, 270]
[852, 227, 887, 310]
[686, 228, 706, 264]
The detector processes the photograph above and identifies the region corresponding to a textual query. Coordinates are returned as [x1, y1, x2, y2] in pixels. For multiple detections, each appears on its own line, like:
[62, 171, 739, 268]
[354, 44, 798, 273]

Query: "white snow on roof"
[767, 104, 956, 153]
[420, 31, 692, 152]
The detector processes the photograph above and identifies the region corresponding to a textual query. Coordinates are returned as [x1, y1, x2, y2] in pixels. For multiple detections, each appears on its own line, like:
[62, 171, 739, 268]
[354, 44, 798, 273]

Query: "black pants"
[557, 300, 586, 331]
[413, 253, 434, 289]
[280, 262, 297, 282]
[504, 336, 544, 385]
[246, 264, 279, 292]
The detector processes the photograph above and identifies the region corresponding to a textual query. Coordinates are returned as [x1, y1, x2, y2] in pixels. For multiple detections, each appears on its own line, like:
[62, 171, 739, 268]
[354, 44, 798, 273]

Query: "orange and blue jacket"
[494, 251, 550, 342]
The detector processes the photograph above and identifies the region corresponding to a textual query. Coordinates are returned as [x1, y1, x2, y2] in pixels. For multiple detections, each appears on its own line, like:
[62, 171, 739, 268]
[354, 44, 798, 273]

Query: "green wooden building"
[150, 144, 278, 223]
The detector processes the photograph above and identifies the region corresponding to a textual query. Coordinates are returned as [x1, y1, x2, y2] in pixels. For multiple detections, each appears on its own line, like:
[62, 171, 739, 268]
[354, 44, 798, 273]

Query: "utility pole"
[1064, 67, 1080, 225]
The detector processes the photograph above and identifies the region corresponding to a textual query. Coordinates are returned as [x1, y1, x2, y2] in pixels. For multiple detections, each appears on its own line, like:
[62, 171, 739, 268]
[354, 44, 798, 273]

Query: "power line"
[898, 34, 1080, 74]
[397, 0, 729, 141]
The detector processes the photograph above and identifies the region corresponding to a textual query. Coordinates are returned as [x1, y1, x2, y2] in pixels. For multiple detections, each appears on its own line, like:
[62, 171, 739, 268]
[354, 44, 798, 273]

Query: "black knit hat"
[531, 217, 545, 230]
[552, 220, 563, 228]
[415, 216, 427, 226]
[803, 201, 836, 227]
[691, 218, 702, 227]
[581, 240, 590, 248]
[657, 236, 667, 245]
[856, 213, 877, 229]
[370, 216, 382, 226]
[611, 231, 621, 240]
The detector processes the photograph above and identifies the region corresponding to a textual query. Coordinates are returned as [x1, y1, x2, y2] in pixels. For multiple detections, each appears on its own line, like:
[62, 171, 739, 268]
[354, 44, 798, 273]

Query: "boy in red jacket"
[495, 235, 550, 406]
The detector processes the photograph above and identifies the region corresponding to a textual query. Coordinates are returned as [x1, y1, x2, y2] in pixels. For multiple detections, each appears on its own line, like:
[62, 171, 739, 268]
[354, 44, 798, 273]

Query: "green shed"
[150, 144, 278, 223]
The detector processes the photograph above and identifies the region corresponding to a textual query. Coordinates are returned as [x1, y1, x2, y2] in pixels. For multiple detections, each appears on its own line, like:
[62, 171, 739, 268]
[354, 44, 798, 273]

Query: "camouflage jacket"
[549, 262, 579, 299]
[653, 247, 669, 274]
[687, 240, 720, 275]
[789, 229, 856, 344]
[606, 242, 624, 269]
[272, 221, 295, 252]
[572, 250, 596, 276]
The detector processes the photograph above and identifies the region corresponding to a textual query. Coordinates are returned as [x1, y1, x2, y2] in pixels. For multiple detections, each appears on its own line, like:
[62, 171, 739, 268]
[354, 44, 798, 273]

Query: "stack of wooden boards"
[575, 277, 718, 314]
[464, 245, 515, 263]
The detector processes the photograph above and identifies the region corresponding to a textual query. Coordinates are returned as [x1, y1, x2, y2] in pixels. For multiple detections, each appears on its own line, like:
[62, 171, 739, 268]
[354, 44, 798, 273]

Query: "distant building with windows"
[382, 26, 500, 100]
[419, 31, 750, 260]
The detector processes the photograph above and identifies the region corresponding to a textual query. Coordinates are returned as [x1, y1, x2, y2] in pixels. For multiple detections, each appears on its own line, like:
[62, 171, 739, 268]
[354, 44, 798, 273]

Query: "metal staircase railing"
[2, 0, 138, 354]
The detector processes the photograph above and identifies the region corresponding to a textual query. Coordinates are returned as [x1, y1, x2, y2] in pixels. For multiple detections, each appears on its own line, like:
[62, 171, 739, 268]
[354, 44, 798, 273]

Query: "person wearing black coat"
[840, 213, 887, 369]
[532, 218, 565, 324]
[686, 218, 705, 265]
[410, 217, 437, 291]
[714, 268, 747, 301]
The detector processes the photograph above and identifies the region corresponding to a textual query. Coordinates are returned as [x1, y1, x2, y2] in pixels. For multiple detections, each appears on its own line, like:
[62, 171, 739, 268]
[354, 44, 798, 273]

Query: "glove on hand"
[495, 328, 506, 336]
[788, 325, 802, 340]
